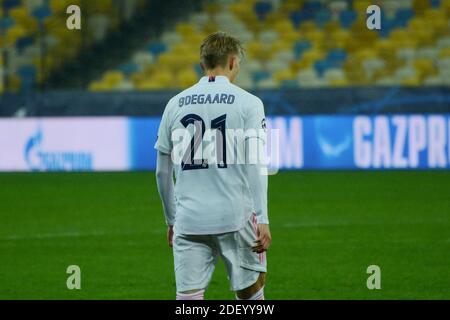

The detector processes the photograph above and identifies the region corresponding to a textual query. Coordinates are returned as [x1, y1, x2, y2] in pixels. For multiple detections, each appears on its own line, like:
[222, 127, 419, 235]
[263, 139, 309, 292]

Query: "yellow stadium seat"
[300, 49, 325, 68]
[442, 0, 450, 12]
[304, 30, 324, 44]
[202, 19, 219, 35]
[322, 21, 341, 34]
[424, 8, 447, 20]
[130, 72, 146, 86]
[230, 2, 252, 16]
[158, 53, 183, 70]
[172, 43, 195, 56]
[264, 11, 284, 29]
[299, 21, 317, 33]
[240, 13, 261, 33]
[390, 29, 409, 42]
[375, 39, 396, 55]
[353, 0, 372, 14]
[87, 0, 114, 14]
[184, 33, 206, 48]
[439, 48, 450, 58]
[176, 23, 197, 38]
[344, 38, 365, 53]
[152, 69, 175, 88]
[279, 0, 304, 14]
[50, 0, 81, 14]
[401, 76, 421, 86]
[103, 71, 125, 86]
[273, 20, 295, 35]
[9, 7, 30, 23]
[432, 19, 449, 38]
[246, 41, 265, 59]
[414, 58, 437, 78]
[89, 81, 109, 92]
[355, 49, 378, 61]
[345, 68, 371, 86]
[6, 26, 26, 46]
[280, 30, 301, 44]
[412, 28, 435, 46]
[330, 29, 350, 41]
[176, 69, 198, 88]
[203, 2, 221, 15]
[274, 69, 295, 83]
[330, 78, 349, 87]
[413, 0, 431, 15]
[137, 79, 166, 91]
[271, 39, 292, 53]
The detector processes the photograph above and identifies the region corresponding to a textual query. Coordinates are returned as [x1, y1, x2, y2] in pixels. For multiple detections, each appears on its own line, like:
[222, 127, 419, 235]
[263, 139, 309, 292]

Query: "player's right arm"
[155, 100, 176, 247]
[156, 151, 176, 247]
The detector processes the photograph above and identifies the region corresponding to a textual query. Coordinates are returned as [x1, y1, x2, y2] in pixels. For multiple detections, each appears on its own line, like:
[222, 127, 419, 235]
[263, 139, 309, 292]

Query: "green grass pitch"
[0, 171, 449, 299]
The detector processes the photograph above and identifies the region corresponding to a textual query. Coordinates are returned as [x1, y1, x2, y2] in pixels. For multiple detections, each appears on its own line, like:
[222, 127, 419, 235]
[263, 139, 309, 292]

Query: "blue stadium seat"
[3, 0, 21, 10]
[395, 8, 414, 28]
[252, 70, 271, 84]
[32, 4, 52, 22]
[314, 9, 331, 27]
[339, 10, 357, 29]
[118, 62, 140, 76]
[327, 49, 347, 63]
[314, 59, 335, 76]
[0, 17, 14, 31]
[254, 1, 273, 22]
[293, 40, 312, 59]
[16, 36, 34, 54]
[18, 65, 37, 91]
[431, 0, 441, 8]
[302, 1, 323, 13]
[378, 18, 395, 37]
[148, 42, 167, 57]
[194, 64, 203, 77]
[281, 79, 298, 88]
[290, 10, 314, 28]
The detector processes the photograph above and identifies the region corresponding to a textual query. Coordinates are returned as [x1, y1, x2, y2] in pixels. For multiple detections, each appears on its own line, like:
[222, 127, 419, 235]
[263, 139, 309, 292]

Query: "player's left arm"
[156, 151, 176, 247]
[245, 97, 271, 253]
[247, 147, 271, 253]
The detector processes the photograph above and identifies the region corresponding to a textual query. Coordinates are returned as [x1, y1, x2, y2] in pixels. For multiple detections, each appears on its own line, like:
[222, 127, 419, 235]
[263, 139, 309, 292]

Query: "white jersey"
[155, 75, 266, 235]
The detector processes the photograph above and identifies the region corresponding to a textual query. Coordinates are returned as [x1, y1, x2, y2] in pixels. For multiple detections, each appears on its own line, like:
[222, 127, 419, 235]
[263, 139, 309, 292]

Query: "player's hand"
[252, 224, 271, 253]
[167, 225, 174, 248]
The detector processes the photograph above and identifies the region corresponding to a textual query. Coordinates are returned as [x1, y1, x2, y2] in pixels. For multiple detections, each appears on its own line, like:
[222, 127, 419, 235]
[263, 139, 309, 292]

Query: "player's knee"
[176, 289, 205, 300]
[236, 272, 266, 300]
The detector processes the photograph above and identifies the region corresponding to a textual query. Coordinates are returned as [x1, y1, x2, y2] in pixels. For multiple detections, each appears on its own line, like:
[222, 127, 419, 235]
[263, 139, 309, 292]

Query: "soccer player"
[155, 32, 270, 300]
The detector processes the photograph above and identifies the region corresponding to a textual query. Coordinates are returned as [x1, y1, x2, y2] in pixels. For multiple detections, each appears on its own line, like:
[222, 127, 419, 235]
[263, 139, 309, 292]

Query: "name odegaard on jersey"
[179, 93, 235, 107]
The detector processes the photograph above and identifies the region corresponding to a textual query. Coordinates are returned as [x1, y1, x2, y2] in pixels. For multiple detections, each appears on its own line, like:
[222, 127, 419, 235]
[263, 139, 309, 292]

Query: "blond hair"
[200, 31, 244, 70]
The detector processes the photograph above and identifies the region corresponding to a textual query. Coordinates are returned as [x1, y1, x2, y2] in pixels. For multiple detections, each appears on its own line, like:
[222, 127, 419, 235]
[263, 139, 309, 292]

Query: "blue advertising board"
[128, 114, 450, 171]
[1, 114, 448, 171]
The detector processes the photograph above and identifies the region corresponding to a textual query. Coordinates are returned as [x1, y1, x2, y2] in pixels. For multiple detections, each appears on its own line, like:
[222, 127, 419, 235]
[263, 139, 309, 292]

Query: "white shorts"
[173, 213, 267, 292]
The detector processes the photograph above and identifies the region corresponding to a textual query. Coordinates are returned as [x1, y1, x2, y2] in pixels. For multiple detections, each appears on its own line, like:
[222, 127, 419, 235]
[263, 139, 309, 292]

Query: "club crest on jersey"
[261, 118, 267, 132]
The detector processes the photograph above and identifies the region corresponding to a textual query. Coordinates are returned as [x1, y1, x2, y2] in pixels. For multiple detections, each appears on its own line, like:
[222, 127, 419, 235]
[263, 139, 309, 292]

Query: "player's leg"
[173, 233, 218, 300]
[176, 289, 206, 300]
[235, 272, 265, 300]
[217, 213, 267, 300]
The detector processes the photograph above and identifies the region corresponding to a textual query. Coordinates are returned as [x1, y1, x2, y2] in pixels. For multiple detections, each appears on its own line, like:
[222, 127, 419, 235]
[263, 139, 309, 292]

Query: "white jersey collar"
[199, 75, 230, 84]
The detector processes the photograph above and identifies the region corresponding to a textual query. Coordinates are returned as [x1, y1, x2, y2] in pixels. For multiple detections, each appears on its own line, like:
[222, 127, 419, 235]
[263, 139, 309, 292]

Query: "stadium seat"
[84, 0, 450, 91]
[254, 1, 273, 21]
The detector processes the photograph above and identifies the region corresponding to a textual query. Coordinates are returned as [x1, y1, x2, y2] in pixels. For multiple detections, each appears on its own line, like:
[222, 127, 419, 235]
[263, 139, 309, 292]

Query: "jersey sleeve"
[154, 100, 173, 154]
[244, 96, 269, 224]
[244, 96, 266, 141]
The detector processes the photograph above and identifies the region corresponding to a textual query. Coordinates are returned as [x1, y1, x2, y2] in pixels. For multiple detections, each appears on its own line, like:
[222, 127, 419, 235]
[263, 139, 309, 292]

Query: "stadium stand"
[1, 0, 449, 93]
[87, 0, 450, 91]
[0, 0, 148, 93]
